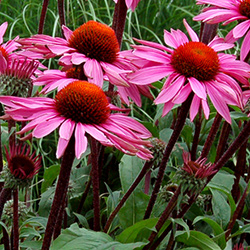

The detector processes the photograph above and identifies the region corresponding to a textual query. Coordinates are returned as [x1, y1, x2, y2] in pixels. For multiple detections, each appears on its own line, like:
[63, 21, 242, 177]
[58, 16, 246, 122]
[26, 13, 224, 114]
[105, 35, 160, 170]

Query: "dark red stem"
[112, 0, 127, 47]
[41, 136, 75, 250]
[2, 223, 10, 250]
[200, 113, 222, 159]
[90, 137, 101, 231]
[13, 189, 19, 250]
[215, 121, 231, 162]
[58, 0, 65, 37]
[225, 183, 249, 240]
[38, 0, 49, 34]
[231, 140, 247, 202]
[191, 108, 202, 160]
[0, 188, 12, 219]
[104, 161, 153, 233]
[143, 185, 182, 250]
[144, 94, 193, 219]
[144, 170, 151, 195]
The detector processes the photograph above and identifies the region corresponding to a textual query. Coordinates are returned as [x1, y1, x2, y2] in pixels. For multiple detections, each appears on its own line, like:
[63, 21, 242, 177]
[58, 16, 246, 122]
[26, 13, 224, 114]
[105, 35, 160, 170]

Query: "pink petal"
[0, 22, 8, 44]
[201, 99, 210, 119]
[206, 82, 231, 123]
[233, 20, 250, 38]
[188, 77, 206, 100]
[162, 102, 174, 117]
[183, 19, 199, 42]
[56, 137, 70, 158]
[240, 30, 250, 61]
[84, 124, 110, 144]
[190, 95, 200, 121]
[155, 75, 185, 104]
[75, 123, 88, 159]
[129, 65, 173, 85]
[71, 52, 87, 64]
[84, 59, 103, 87]
[59, 119, 75, 140]
[172, 83, 192, 103]
[33, 116, 65, 138]
[62, 25, 73, 41]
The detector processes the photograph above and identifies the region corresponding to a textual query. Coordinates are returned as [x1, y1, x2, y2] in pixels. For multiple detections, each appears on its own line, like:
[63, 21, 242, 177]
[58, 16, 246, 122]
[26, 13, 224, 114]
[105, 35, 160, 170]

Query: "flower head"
[18, 21, 131, 87]
[0, 81, 152, 160]
[175, 151, 216, 193]
[128, 19, 250, 123]
[193, 0, 250, 61]
[1, 144, 42, 189]
[113, 0, 141, 11]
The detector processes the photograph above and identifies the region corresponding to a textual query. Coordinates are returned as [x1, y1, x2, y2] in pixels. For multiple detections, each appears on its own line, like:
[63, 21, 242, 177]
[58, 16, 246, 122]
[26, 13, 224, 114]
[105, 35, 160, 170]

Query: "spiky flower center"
[55, 81, 110, 124]
[10, 155, 35, 179]
[68, 20, 119, 63]
[171, 41, 219, 81]
[239, 0, 250, 18]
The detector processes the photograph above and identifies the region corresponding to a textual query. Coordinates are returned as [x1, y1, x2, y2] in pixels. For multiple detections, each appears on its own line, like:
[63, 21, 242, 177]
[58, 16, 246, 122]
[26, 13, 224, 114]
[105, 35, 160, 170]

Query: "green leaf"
[19, 227, 41, 239]
[172, 218, 190, 238]
[73, 212, 89, 228]
[51, 223, 146, 250]
[118, 155, 149, 228]
[210, 188, 231, 229]
[208, 171, 235, 194]
[38, 186, 55, 217]
[116, 218, 158, 243]
[19, 241, 42, 250]
[231, 223, 250, 238]
[176, 231, 222, 250]
[193, 216, 226, 249]
[41, 164, 60, 193]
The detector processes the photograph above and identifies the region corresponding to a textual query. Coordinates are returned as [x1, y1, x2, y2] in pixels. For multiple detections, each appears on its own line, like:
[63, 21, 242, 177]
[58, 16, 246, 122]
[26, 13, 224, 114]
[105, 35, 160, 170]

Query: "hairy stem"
[200, 113, 222, 159]
[58, 0, 65, 37]
[13, 189, 19, 250]
[90, 138, 101, 231]
[0, 188, 12, 219]
[41, 136, 75, 250]
[38, 0, 49, 34]
[143, 185, 182, 250]
[191, 108, 202, 160]
[144, 94, 193, 219]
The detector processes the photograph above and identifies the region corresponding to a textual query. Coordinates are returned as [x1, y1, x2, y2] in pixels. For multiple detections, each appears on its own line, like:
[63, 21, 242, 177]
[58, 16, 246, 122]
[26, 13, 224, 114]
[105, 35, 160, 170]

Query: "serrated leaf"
[176, 231, 221, 250]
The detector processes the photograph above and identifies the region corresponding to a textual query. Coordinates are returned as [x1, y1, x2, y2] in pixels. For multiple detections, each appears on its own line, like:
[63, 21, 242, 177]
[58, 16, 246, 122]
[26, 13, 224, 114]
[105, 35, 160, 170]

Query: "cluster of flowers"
[1, 0, 250, 177]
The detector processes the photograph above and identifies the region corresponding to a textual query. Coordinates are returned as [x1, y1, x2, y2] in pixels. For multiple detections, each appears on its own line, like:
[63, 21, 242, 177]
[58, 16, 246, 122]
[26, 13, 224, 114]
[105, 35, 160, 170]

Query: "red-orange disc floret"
[171, 41, 219, 81]
[68, 20, 120, 64]
[55, 81, 110, 124]
[0, 46, 8, 60]
[65, 67, 81, 79]
[239, 0, 250, 19]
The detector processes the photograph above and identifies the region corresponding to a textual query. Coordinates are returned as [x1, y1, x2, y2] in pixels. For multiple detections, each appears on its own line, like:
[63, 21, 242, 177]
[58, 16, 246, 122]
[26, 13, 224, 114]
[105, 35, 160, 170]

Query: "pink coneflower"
[18, 20, 132, 87]
[128, 19, 250, 123]
[0, 81, 152, 160]
[113, 0, 141, 11]
[193, 0, 250, 61]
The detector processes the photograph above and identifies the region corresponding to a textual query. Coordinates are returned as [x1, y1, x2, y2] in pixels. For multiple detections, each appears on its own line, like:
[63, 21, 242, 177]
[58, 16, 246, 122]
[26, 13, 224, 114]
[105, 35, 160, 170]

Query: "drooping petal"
[59, 119, 75, 140]
[74, 123, 88, 159]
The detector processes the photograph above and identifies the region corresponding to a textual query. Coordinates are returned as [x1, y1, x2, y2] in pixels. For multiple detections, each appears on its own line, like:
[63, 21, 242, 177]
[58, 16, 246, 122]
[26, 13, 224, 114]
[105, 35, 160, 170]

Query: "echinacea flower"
[193, 0, 250, 61]
[18, 20, 132, 87]
[174, 151, 216, 192]
[0, 57, 39, 96]
[0, 81, 152, 160]
[1, 144, 42, 189]
[113, 0, 141, 11]
[128, 19, 250, 123]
